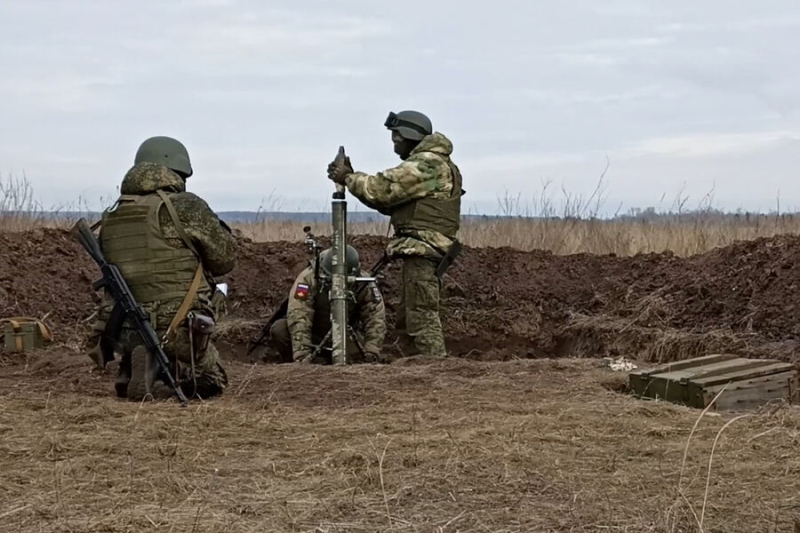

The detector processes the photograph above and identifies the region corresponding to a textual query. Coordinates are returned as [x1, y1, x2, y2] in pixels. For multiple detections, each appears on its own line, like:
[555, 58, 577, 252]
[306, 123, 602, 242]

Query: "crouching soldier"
[270, 245, 386, 364]
[88, 136, 237, 401]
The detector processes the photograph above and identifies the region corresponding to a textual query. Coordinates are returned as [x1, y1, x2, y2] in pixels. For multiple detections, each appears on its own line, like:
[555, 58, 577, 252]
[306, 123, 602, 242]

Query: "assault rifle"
[71, 218, 189, 407]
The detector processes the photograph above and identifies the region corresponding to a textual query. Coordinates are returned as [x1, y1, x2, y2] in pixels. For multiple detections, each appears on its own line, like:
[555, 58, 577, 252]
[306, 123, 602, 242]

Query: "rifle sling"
[156, 190, 206, 342]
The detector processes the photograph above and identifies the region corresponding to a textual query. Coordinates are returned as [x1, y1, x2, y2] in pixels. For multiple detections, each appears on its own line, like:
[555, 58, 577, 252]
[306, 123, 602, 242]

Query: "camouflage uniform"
[342, 132, 462, 358]
[89, 162, 237, 398]
[270, 266, 386, 363]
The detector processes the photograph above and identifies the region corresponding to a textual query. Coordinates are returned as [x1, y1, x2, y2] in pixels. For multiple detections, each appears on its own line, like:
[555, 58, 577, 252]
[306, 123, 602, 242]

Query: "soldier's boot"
[127, 345, 159, 401]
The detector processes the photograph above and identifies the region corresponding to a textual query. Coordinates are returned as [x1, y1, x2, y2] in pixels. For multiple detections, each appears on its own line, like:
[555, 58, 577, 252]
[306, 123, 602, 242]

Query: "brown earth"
[2, 350, 800, 532]
[3, 228, 800, 363]
[4, 230, 800, 532]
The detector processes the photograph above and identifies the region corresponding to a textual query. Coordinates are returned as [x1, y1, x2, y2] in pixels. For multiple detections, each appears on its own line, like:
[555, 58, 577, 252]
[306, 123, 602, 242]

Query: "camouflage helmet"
[134, 136, 193, 178]
[384, 110, 432, 141]
[319, 245, 360, 276]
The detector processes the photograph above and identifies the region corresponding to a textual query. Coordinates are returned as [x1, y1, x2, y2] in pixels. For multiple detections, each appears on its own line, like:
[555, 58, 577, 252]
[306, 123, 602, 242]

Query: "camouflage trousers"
[114, 327, 228, 398]
[270, 318, 363, 364]
[396, 256, 447, 358]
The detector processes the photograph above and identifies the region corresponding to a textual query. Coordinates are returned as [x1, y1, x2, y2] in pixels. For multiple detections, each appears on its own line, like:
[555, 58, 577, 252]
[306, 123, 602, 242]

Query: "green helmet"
[134, 136, 193, 178]
[384, 110, 432, 141]
[319, 245, 360, 276]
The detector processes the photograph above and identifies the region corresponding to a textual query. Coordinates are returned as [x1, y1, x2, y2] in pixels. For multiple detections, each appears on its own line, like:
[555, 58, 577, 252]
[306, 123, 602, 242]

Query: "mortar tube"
[330, 185, 348, 365]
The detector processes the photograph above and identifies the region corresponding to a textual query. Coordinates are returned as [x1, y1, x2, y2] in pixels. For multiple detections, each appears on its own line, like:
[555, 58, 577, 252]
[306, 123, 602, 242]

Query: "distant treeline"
[12, 209, 800, 225]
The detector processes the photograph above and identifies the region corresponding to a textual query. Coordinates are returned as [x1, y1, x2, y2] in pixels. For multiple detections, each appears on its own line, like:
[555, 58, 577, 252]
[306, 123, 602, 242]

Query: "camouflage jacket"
[344, 132, 460, 259]
[286, 266, 386, 357]
[94, 162, 237, 331]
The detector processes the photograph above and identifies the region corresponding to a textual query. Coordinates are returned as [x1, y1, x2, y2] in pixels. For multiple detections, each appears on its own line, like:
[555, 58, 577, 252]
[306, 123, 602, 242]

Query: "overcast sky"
[2, 0, 800, 215]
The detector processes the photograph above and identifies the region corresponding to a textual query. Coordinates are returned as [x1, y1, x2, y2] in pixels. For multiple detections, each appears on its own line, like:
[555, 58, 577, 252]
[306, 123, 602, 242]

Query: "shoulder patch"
[371, 284, 382, 303]
[294, 283, 310, 300]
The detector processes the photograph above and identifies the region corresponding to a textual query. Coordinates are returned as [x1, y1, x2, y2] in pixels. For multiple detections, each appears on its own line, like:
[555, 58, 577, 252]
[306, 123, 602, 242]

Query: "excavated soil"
[4, 229, 800, 532]
[2, 228, 800, 362]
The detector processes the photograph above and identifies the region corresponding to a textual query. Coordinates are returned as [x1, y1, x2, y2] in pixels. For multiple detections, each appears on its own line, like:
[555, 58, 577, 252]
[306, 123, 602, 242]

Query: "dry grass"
[0, 173, 50, 232]
[233, 214, 800, 257]
[233, 177, 800, 256]
[2, 174, 799, 256]
[234, 219, 392, 244]
[0, 173, 101, 232]
[2, 349, 800, 532]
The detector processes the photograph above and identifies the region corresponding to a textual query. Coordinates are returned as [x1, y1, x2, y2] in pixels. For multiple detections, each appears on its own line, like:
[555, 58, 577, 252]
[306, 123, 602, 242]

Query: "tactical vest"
[100, 192, 209, 304]
[390, 158, 463, 239]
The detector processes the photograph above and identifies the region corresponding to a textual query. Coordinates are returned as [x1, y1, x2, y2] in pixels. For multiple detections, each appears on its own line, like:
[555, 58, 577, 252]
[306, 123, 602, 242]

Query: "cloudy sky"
[2, 0, 800, 215]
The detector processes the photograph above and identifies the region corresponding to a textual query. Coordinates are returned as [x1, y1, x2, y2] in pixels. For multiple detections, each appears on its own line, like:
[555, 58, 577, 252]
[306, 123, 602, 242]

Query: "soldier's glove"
[327, 155, 353, 185]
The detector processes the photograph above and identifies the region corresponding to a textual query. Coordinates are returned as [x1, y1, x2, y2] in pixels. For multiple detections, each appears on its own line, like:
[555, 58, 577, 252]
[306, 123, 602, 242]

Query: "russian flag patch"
[294, 283, 310, 300]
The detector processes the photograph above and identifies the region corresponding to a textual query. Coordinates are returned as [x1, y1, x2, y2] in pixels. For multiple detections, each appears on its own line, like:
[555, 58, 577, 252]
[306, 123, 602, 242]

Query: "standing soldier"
[326, 110, 463, 358]
[88, 136, 237, 401]
[269, 245, 386, 364]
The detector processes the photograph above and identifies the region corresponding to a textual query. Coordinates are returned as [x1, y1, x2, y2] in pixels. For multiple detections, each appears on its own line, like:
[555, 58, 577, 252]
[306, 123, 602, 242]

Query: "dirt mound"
[3, 228, 800, 362]
[0, 229, 96, 335]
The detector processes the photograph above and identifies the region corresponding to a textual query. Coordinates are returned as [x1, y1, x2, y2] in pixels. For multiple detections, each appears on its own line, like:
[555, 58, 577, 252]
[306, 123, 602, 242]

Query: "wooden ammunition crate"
[3, 321, 47, 353]
[0, 317, 53, 352]
[629, 354, 798, 411]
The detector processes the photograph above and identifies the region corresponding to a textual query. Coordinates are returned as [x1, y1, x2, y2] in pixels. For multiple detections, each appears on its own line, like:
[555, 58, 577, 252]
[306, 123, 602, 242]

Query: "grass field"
[3, 352, 799, 533]
[2, 173, 798, 256]
[232, 212, 800, 256]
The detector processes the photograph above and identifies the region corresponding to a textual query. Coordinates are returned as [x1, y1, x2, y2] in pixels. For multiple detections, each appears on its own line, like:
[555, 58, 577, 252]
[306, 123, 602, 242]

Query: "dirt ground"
[2, 229, 800, 531]
[2, 349, 800, 533]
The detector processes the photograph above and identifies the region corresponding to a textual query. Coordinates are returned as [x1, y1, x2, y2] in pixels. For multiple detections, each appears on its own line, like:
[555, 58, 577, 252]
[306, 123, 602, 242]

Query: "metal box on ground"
[2, 318, 52, 353]
[629, 354, 798, 411]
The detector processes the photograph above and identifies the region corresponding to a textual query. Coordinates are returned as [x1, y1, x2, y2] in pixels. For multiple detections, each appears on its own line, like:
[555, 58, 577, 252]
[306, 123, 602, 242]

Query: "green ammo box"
[629, 354, 798, 411]
[2, 318, 52, 353]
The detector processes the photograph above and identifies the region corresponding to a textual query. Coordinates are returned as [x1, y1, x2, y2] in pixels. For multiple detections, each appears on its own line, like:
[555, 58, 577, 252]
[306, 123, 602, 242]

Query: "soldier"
[269, 245, 386, 364]
[326, 111, 463, 358]
[88, 136, 237, 401]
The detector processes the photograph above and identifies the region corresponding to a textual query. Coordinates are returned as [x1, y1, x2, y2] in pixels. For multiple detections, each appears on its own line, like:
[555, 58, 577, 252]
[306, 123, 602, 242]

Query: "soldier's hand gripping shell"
[327, 150, 353, 184]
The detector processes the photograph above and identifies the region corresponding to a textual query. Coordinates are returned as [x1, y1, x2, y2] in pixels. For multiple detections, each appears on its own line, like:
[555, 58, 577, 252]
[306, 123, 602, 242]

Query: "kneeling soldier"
[270, 245, 385, 364]
[88, 136, 236, 400]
